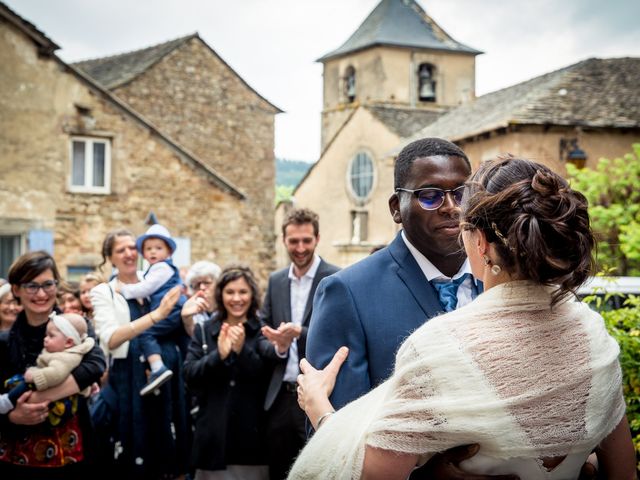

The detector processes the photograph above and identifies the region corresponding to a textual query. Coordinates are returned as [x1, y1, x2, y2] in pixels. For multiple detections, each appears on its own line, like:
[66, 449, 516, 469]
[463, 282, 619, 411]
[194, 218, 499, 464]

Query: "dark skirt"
[105, 300, 189, 479]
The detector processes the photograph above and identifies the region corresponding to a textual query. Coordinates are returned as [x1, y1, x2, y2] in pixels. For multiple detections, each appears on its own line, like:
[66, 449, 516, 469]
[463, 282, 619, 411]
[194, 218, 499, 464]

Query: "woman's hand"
[218, 323, 232, 359]
[7, 391, 49, 425]
[153, 285, 182, 320]
[297, 346, 348, 429]
[228, 324, 246, 354]
[182, 291, 210, 317]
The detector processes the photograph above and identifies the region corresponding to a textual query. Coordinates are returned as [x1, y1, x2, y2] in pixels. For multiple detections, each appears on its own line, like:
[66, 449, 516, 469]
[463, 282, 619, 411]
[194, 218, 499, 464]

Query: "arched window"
[344, 66, 356, 103]
[349, 152, 374, 202]
[418, 63, 436, 102]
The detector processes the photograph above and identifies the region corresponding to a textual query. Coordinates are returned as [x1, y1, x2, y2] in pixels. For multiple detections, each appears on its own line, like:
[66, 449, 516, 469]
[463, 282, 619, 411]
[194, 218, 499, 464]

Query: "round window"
[349, 152, 374, 201]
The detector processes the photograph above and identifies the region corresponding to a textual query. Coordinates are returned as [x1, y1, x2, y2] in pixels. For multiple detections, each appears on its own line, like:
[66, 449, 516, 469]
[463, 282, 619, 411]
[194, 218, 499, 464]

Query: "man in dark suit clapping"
[260, 208, 339, 480]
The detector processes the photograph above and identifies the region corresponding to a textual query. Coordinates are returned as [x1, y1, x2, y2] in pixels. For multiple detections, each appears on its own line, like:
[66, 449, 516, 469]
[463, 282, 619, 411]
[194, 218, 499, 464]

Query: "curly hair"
[214, 264, 261, 321]
[461, 155, 595, 306]
[281, 208, 320, 237]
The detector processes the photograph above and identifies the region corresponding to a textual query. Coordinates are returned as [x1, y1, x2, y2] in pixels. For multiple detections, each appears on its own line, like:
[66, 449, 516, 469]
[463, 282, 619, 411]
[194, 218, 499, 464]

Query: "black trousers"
[265, 382, 308, 480]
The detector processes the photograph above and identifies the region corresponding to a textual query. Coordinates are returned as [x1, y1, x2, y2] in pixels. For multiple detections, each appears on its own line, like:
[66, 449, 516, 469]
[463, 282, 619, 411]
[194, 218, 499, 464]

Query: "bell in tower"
[418, 63, 436, 102]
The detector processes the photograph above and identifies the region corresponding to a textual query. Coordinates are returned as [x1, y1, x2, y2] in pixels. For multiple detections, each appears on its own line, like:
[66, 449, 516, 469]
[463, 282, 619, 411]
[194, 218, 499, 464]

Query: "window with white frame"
[69, 137, 111, 193]
[348, 152, 375, 203]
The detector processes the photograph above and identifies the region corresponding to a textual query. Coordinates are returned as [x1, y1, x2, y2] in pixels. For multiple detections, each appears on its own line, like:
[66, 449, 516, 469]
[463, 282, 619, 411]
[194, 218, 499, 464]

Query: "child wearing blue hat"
[118, 223, 186, 395]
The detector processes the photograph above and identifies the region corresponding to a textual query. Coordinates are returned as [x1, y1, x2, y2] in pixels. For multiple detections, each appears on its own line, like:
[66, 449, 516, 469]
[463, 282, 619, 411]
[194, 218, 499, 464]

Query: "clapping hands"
[261, 322, 302, 355]
[218, 322, 246, 359]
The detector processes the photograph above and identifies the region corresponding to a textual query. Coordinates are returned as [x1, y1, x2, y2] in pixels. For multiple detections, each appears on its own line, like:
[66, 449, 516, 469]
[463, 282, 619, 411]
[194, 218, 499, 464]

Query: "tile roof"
[366, 105, 442, 138]
[405, 57, 640, 144]
[318, 0, 481, 62]
[73, 34, 196, 89]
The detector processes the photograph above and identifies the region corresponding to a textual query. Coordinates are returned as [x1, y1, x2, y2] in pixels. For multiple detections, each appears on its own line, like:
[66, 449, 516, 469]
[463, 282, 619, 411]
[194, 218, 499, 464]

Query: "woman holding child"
[293, 157, 636, 479]
[0, 251, 106, 479]
[91, 227, 188, 479]
[184, 264, 270, 480]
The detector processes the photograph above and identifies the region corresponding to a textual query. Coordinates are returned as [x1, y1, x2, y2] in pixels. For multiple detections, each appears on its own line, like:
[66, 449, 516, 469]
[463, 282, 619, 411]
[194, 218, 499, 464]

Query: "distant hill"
[276, 158, 312, 188]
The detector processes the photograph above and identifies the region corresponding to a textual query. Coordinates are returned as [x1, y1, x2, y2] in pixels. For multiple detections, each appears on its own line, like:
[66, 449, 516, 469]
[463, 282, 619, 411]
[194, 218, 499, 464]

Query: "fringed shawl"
[289, 281, 625, 479]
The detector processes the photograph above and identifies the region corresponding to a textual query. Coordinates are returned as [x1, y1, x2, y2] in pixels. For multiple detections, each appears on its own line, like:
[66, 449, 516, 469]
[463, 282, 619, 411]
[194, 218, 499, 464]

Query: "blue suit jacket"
[306, 232, 445, 410]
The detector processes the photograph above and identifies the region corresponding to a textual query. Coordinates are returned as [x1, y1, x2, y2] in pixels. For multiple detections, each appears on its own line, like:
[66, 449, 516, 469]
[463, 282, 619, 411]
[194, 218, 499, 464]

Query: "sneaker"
[140, 366, 173, 396]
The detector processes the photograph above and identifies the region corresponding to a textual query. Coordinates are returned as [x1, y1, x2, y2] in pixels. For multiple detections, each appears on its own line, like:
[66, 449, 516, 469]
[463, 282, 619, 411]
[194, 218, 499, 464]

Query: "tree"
[567, 144, 640, 275]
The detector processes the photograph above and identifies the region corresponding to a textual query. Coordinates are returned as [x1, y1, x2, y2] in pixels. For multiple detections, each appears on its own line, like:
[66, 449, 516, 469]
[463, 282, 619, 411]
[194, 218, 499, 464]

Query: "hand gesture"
[154, 286, 182, 320]
[296, 347, 348, 426]
[261, 322, 302, 354]
[228, 324, 246, 354]
[8, 391, 49, 426]
[182, 290, 210, 317]
[218, 323, 232, 360]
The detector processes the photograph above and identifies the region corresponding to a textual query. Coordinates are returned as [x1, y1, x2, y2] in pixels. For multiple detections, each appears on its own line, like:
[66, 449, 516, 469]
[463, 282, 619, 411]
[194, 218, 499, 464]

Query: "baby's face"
[44, 321, 70, 353]
[143, 238, 171, 265]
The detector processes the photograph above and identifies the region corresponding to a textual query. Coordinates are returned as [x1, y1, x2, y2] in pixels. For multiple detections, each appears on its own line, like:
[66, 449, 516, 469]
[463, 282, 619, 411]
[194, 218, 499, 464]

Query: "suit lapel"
[278, 271, 292, 325]
[388, 233, 444, 319]
[301, 260, 328, 326]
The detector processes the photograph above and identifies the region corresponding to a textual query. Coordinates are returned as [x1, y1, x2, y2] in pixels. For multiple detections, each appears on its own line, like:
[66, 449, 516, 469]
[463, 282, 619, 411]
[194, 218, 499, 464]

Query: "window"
[344, 66, 356, 103]
[69, 137, 111, 194]
[350, 211, 369, 244]
[348, 152, 375, 202]
[0, 234, 22, 278]
[418, 63, 436, 102]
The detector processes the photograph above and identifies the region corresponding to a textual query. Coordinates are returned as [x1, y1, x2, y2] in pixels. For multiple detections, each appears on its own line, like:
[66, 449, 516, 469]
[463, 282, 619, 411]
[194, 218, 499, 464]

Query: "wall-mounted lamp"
[559, 138, 587, 169]
[144, 211, 158, 226]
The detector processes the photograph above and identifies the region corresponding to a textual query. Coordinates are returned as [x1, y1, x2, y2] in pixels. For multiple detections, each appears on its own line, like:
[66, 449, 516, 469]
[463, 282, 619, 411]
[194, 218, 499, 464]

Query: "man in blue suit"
[307, 137, 479, 410]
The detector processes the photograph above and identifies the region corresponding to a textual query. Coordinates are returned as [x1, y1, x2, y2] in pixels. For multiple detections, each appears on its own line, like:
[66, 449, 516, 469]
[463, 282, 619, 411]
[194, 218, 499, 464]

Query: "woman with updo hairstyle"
[184, 264, 270, 480]
[291, 156, 635, 480]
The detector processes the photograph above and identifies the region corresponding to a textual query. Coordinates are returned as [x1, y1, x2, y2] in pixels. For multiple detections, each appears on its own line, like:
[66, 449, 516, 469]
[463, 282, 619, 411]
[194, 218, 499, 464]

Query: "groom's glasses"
[395, 186, 465, 210]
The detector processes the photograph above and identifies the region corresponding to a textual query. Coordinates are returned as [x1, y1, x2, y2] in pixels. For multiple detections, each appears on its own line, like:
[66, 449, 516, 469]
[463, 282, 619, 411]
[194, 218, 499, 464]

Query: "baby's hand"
[23, 370, 33, 383]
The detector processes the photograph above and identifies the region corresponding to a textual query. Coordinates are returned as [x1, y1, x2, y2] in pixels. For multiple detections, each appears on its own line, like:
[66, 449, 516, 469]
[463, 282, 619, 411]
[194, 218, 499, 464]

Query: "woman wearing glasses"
[181, 260, 222, 338]
[294, 157, 636, 479]
[0, 251, 106, 479]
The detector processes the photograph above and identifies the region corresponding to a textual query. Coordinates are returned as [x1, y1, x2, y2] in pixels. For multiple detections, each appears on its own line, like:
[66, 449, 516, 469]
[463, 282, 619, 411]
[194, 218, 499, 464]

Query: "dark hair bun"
[462, 156, 595, 306]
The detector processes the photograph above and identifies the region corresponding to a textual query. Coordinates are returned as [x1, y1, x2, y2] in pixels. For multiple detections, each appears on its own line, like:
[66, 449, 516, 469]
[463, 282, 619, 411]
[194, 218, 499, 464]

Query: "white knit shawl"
[289, 281, 625, 479]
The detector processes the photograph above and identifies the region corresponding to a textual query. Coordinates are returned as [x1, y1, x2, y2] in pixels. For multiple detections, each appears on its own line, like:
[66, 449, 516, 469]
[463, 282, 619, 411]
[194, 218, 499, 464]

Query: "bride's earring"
[483, 254, 502, 275]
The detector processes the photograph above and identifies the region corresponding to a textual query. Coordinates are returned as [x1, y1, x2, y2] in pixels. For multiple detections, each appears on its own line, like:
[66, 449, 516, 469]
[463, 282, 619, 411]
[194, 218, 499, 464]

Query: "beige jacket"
[28, 337, 95, 395]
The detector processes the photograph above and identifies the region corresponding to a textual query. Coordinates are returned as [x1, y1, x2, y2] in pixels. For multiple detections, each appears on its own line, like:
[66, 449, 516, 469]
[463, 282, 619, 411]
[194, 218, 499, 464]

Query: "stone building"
[0, 3, 280, 281]
[283, 0, 640, 268]
[278, 0, 481, 267]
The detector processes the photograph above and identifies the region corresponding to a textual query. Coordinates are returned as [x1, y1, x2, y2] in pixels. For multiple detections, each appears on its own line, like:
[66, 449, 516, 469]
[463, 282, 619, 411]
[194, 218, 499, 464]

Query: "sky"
[5, 0, 640, 163]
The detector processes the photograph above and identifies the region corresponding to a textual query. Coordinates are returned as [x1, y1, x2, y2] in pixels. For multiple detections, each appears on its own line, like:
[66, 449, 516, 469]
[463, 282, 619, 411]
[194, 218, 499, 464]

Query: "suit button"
[229, 380, 236, 387]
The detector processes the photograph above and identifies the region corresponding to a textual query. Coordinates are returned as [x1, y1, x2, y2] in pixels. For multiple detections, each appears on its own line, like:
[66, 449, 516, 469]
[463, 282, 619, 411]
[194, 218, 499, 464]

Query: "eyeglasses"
[395, 186, 465, 210]
[191, 279, 214, 290]
[20, 280, 58, 295]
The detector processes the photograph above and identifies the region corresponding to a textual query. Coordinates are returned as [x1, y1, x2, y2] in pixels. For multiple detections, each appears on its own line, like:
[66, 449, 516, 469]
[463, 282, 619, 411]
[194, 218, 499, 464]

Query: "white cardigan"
[289, 281, 625, 480]
[91, 274, 142, 359]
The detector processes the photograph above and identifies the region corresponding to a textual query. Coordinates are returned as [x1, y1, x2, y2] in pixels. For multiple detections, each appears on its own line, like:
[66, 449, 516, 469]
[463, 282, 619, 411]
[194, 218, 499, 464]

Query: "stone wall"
[112, 37, 278, 279]
[0, 21, 275, 285]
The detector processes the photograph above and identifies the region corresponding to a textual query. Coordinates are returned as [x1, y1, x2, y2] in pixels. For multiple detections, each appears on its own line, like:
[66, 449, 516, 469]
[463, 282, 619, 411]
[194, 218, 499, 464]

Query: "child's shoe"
[140, 365, 173, 396]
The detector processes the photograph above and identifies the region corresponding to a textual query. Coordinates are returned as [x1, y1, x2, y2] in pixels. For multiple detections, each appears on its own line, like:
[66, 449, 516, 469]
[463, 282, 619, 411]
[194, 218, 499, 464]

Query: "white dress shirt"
[282, 255, 321, 382]
[401, 231, 476, 308]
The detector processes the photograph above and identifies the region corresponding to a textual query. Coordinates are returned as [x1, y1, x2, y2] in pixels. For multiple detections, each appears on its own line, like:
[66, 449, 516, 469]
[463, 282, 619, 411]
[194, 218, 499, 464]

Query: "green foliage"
[567, 144, 640, 275]
[586, 291, 640, 471]
[275, 185, 294, 205]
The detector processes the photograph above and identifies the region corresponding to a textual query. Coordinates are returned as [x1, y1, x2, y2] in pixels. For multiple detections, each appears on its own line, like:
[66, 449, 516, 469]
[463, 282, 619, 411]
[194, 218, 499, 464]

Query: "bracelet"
[149, 312, 157, 324]
[316, 410, 335, 430]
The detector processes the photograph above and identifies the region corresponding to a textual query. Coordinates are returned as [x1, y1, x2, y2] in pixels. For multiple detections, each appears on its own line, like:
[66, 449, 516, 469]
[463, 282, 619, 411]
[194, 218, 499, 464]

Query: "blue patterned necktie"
[431, 273, 472, 312]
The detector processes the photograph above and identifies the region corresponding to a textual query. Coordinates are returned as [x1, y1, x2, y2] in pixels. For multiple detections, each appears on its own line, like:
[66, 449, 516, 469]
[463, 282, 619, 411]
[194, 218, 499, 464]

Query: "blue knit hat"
[136, 224, 176, 254]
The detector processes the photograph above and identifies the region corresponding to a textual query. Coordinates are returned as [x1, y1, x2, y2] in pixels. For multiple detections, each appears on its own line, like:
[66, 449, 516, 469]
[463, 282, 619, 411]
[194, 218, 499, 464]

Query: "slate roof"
[73, 33, 282, 112]
[319, 0, 481, 62]
[73, 34, 196, 89]
[405, 57, 640, 145]
[366, 105, 442, 138]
